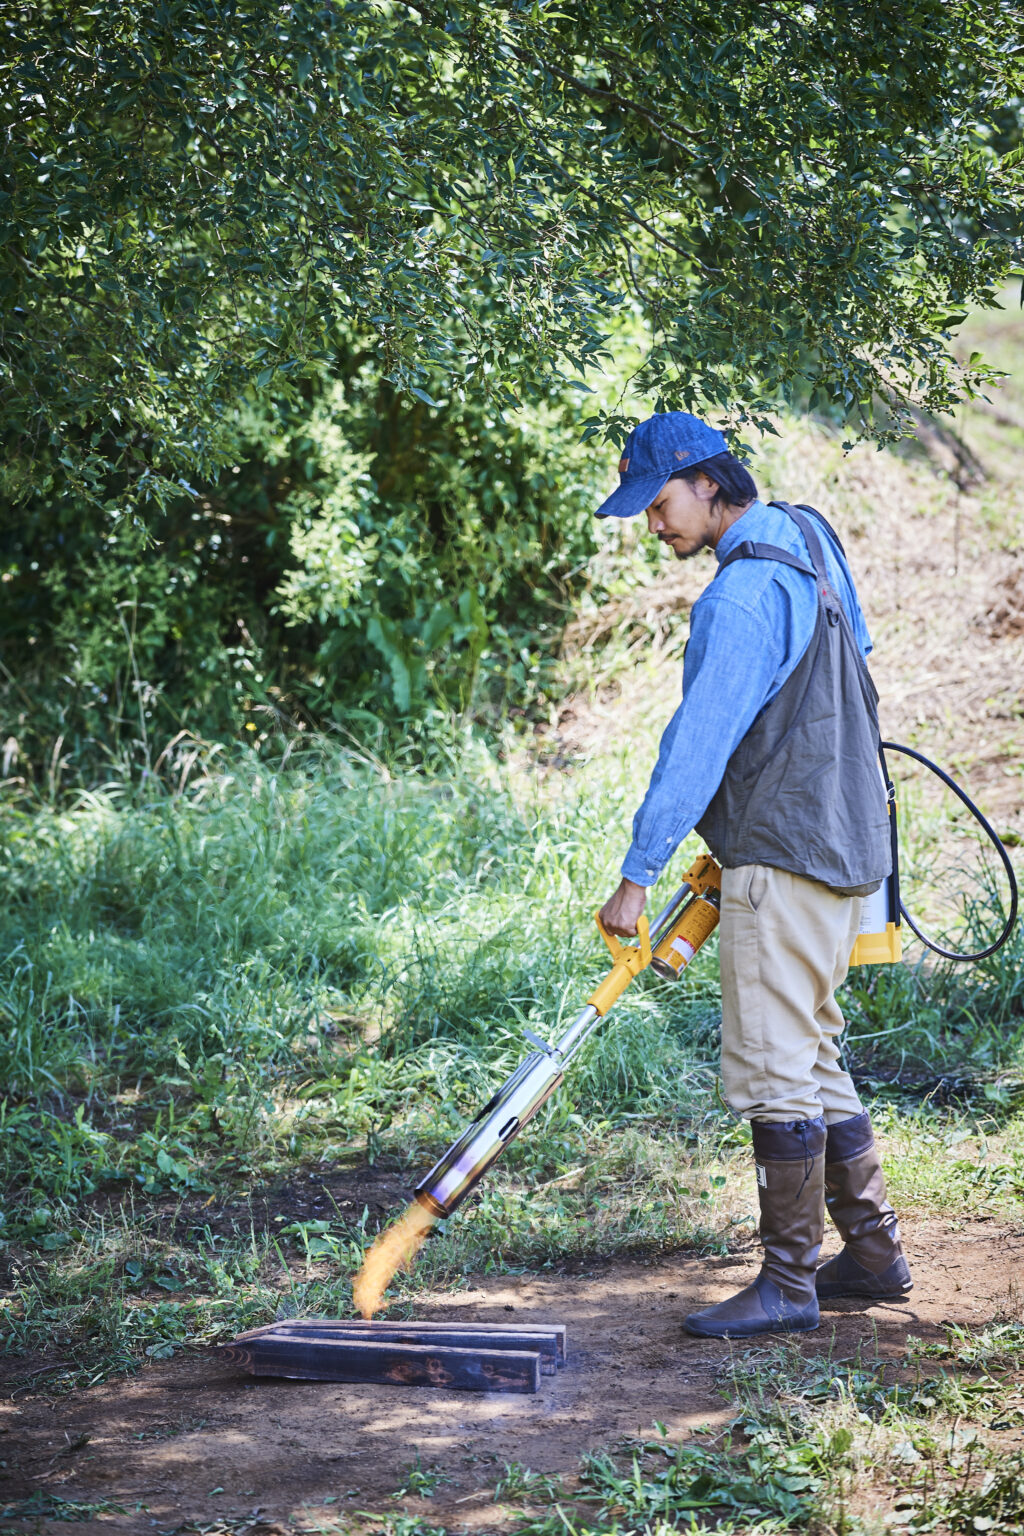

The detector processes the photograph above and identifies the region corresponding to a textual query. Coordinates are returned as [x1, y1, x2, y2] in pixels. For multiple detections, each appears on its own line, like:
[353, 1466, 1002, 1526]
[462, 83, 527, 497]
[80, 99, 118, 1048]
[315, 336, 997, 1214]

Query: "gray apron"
[695, 502, 891, 895]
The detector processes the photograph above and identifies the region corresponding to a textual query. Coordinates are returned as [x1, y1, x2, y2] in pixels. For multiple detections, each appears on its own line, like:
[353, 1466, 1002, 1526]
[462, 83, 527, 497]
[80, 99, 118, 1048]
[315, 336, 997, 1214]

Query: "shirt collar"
[714, 499, 771, 564]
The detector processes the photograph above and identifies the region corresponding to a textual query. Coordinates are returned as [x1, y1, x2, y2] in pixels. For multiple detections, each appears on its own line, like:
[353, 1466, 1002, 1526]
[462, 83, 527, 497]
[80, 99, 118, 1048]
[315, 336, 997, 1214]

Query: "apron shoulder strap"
[768, 501, 829, 581]
[795, 503, 847, 559]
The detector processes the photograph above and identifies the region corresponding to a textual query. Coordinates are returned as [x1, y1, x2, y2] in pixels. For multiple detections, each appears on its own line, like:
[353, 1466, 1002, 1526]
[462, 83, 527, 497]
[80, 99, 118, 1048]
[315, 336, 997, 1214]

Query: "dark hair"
[670, 451, 757, 513]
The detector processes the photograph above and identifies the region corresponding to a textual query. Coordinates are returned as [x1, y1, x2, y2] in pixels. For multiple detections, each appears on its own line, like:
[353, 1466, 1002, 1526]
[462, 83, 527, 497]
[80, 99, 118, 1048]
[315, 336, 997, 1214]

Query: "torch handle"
[586, 913, 653, 1016]
[594, 911, 652, 964]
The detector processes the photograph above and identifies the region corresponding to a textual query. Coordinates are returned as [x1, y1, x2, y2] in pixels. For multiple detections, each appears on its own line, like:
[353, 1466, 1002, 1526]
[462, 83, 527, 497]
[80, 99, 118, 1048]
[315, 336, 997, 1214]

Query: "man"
[595, 410, 912, 1339]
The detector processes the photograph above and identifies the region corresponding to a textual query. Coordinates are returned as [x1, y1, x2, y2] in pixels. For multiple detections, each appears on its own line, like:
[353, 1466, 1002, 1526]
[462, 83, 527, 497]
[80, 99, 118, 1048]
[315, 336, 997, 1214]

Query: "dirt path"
[4, 1214, 1022, 1535]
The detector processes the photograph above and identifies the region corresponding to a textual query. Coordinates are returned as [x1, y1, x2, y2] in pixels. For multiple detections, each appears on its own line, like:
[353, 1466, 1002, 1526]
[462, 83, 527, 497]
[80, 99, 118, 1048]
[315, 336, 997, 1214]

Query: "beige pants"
[719, 864, 865, 1124]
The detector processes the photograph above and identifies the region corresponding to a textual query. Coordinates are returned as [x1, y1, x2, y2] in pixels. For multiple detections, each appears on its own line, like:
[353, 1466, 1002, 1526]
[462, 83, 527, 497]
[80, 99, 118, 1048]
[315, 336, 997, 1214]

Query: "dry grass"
[541, 303, 1024, 854]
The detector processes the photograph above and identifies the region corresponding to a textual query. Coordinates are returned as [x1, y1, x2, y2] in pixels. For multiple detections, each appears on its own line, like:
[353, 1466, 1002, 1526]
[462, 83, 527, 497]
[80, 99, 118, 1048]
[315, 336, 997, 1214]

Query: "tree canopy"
[4, 0, 1023, 513]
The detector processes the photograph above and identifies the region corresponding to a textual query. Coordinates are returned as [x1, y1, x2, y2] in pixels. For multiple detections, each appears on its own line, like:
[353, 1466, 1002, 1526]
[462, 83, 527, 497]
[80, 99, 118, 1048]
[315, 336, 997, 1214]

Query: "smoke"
[351, 1201, 437, 1318]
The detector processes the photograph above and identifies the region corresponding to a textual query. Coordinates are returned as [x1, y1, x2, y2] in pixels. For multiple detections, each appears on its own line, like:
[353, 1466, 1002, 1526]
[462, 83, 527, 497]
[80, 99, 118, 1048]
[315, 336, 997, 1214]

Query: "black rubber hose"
[881, 740, 1019, 963]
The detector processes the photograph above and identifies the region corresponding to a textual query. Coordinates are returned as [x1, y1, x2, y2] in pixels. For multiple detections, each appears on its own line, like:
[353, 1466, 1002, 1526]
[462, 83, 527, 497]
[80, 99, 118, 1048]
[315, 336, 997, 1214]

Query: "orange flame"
[351, 1200, 437, 1319]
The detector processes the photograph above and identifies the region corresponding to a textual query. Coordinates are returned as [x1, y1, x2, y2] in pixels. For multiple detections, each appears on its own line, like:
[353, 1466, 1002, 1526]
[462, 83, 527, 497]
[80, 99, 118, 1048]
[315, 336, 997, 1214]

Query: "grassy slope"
[3, 308, 1024, 1530]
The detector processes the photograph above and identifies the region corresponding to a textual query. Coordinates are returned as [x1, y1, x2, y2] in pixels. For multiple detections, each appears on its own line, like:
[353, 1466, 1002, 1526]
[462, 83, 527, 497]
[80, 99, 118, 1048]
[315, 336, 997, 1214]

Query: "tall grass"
[1, 752, 1021, 1403]
[0, 741, 723, 1219]
[2, 737, 1020, 1234]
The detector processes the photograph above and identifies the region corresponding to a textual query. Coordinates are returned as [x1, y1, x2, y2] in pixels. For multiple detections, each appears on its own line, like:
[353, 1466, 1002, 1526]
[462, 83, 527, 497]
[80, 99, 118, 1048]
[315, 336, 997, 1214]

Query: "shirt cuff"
[620, 845, 665, 887]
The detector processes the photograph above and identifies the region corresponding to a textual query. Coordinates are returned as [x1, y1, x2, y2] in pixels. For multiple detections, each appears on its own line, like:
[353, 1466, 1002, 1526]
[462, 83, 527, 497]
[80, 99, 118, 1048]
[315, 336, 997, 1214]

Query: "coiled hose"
[881, 740, 1019, 963]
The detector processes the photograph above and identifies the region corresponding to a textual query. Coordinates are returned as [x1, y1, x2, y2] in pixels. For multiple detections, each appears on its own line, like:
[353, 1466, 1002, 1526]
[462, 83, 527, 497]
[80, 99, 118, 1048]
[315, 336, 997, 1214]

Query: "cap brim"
[593, 471, 670, 519]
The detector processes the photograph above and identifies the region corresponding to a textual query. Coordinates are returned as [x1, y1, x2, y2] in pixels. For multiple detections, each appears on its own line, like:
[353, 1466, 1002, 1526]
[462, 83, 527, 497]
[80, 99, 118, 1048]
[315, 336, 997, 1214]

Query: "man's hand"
[598, 877, 648, 937]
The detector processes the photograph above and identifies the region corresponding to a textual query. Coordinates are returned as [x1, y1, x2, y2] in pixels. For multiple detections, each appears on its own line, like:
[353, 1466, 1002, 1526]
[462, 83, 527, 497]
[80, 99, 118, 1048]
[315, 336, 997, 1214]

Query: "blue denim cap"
[594, 411, 729, 519]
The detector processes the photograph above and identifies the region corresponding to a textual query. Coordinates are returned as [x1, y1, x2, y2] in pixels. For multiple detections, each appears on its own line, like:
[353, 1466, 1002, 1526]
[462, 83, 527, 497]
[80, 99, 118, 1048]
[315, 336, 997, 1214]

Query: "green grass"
[1, 736, 1022, 1388]
[0, 737, 725, 1214]
[469, 1327, 1024, 1536]
[0, 740, 731, 1380]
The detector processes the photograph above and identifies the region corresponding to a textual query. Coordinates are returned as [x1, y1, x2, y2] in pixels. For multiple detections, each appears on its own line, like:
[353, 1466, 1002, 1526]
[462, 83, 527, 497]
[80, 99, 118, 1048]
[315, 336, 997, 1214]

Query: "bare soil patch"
[984, 563, 1024, 641]
[4, 1214, 1022, 1535]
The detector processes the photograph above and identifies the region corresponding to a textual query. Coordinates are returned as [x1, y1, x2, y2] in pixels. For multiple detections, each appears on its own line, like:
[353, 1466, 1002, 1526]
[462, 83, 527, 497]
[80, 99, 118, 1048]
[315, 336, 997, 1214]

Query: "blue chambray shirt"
[621, 499, 873, 887]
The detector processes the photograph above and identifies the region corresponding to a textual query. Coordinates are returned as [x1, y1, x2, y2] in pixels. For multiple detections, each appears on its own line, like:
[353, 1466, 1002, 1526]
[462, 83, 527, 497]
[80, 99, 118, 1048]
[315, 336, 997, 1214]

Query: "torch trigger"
[522, 1025, 556, 1056]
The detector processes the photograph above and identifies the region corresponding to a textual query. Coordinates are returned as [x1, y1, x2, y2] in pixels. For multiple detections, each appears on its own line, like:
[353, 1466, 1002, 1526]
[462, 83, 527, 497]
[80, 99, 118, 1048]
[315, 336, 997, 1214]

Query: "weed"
[351, 1516, 448, 1536]
[391, 1453, 452, 1500]
[912, 1320, 1024, 1371]
[493, 1462, 565, 1504]
[894, 1450, 1024, 1533]
[0, 1489, 128, 1521]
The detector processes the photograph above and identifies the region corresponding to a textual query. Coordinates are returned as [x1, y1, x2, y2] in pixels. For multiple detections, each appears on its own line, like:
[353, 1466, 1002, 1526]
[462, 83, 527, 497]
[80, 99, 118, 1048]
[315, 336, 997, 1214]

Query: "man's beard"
[660, 534, 697, 561]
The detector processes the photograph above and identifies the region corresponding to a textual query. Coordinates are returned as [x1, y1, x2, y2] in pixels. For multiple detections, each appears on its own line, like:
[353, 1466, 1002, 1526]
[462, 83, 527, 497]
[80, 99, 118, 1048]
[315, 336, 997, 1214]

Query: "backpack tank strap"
[716, 540, 816, 578]
[769, 501, 846, 626]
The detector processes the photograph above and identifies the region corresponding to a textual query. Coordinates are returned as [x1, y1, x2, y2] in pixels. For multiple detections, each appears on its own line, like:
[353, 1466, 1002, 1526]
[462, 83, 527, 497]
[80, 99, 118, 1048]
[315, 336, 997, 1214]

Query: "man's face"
[645, 474, 719, 560]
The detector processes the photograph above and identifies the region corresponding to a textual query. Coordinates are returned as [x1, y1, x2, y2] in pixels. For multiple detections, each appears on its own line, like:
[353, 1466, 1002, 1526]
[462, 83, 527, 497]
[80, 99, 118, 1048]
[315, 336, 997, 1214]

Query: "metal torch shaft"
[413, 1048, 566, 1217]
[521, 882, 693, 1068]
[413, 880, 695, 1219]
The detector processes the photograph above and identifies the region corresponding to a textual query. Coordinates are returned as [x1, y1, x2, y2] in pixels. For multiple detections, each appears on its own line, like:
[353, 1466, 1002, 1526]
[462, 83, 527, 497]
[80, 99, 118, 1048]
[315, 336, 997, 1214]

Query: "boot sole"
[817, 1282, 913, 1300]
[816, 1277, 914, 1302]
[684, 1315, 820, 1339]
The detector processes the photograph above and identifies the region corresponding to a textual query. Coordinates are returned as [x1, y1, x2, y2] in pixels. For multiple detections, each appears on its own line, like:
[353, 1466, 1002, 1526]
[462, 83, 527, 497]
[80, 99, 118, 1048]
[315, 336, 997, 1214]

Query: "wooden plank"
[251, 1329, 549, 1388]
[217, 1336, 541, 1393]
[234, 1320, 560, 1373]
[235, 1318, 567, 1364]
[271, 1325, 556, 1375]
[354, 1320, 568, 1365]
[219, 1335, 543, 1393]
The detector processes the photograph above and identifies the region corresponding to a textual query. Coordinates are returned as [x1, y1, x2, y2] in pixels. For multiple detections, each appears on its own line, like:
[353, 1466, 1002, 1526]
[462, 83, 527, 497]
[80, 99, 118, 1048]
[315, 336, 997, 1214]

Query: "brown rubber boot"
[684, 1117, 825, 1338]
[815, 1111, 912, 1300]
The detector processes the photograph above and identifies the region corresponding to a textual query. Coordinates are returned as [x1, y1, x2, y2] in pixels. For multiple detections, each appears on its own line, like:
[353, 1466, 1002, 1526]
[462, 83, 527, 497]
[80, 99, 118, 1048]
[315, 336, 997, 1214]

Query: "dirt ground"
[4, 1214, 1023, 1535]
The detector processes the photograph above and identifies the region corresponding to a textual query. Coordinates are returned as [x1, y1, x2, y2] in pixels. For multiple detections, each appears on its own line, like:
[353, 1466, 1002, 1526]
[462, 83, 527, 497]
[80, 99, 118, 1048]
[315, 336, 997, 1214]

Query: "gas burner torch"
[413, 855, 722, 1221]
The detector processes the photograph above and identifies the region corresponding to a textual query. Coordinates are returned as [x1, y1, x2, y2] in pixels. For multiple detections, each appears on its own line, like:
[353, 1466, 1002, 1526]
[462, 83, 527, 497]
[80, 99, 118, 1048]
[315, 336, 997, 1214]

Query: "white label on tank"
[670, 936, 696, 963]
[858, 879, 890, 935]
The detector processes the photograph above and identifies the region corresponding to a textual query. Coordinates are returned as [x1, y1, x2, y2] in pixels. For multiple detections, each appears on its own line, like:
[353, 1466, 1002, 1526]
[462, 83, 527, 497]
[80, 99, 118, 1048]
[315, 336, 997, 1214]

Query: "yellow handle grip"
[594, 911, 651, 966]
[587, 912, 651, 1015]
